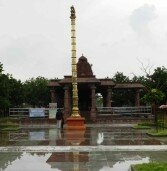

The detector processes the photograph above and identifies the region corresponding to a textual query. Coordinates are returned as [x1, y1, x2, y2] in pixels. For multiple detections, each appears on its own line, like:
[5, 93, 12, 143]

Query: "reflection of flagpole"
[73, 151, 79, 171]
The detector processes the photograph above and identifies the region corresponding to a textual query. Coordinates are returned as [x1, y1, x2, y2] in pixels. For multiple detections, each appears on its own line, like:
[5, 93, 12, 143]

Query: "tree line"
[111, 68, 167, 107]
[1, 61, 167, 116]
[0, 62, 50, 116]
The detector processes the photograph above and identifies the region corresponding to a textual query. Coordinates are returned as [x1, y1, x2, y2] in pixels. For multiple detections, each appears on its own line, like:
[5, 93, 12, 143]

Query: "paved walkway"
[1, 145, 167, 152]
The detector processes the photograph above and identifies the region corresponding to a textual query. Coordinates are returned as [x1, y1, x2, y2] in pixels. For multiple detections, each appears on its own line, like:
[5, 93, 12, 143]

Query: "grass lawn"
[0, 122, 19, 126]
[131, 163, 167, 171]
[0, 117, 19, 127]
[133, 125, 151, 129]
[1, 127, 20, 131]
[138, 122, 155, 126]
[0, 119, 20, 131]
[147, 129, 167, 137]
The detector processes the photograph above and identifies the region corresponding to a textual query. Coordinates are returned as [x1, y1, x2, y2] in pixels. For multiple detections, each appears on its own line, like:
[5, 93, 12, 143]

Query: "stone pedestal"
[66, 117, 86, 130]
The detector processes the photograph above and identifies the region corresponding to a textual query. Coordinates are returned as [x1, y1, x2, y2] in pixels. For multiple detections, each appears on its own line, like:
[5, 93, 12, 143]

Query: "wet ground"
[0, 126, 167, 146]
[0, 151, 167, 171]
[0, 125, 167, 171]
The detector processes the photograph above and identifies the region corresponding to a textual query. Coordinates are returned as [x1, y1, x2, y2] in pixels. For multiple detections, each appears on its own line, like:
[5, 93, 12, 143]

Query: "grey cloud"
[129, 4, 157, 33]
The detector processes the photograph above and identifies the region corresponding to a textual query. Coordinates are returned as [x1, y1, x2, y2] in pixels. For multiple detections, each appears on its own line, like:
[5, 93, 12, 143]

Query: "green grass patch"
[147, 129, 167, 137]
[1, 127, 20, 131]
[0, 122, 19, 127]
[0, 120, 20, 131]
[133, 125, 151, 129]
[131, 163, 167, 171]
[0, 117, 20, 124]
[0, 118, 19, 128]
[138, 122, 155, 126]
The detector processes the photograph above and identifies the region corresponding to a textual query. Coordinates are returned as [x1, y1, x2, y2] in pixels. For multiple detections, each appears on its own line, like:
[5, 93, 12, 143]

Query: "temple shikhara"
[48, 54, 145, 121]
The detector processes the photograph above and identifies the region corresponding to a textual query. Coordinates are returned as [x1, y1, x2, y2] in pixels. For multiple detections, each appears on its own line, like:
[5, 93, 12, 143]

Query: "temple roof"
[114, 83, 145, 89]
[77, 55, 94, 77]
[59, 76, 100, 84]
[99, 79, 115, 86]
[48, 81, 60, 87]
[48, 55, 145, 89]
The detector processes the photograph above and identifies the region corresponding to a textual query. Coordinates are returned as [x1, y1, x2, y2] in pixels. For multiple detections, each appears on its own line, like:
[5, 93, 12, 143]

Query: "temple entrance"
[78, 85, 92, 119]
[96, 93, 103, 107]
[78, 85, 91, 111]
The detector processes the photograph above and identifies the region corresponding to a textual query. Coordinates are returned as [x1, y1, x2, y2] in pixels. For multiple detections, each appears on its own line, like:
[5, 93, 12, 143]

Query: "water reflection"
[29, 131, 45, 141]
[0, 151, 167, 171]
[46, 152, 89, 171]
[0, 152, 22, 171]
[0, 127, 166, 146]
[97, 132, 104, 145]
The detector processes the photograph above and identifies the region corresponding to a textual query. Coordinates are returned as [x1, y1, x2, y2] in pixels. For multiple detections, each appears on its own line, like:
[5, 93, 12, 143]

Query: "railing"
[9, 108, 63, 118]
[97, 106, 152, 117]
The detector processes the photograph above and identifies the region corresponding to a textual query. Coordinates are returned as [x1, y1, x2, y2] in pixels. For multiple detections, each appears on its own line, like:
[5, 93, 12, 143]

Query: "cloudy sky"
[0, 0, 167, 81]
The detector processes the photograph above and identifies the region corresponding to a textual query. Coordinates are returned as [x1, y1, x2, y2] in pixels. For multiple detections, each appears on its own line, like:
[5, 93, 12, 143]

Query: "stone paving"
[0, 124, 167, 171]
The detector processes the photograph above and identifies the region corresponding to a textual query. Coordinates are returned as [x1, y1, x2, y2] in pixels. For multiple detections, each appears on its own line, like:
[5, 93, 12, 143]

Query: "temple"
[48, 55, 145, 121]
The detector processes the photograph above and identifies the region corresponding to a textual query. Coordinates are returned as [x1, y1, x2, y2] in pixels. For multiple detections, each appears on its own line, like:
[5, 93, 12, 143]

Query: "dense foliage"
[112, 72, 139, 106]
[0, 62, 50, 116]
[23, 77, 50, 107]
[111, 68, 167, 106]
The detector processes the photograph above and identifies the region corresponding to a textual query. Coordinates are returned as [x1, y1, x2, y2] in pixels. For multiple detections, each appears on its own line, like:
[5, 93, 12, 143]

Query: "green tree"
[132, 75, 147, 84]
[0, 63, 10, 116]
[141, 89, 165, 105]
[112, 72, 130, 83]
[141, 88, 165, 128]
[149, 67, 167, 103]
[24, 77, 50, 107]
[0, 62, 3, 73]
[8, 76, 24, 107]
[112, 72, 134, 106]
[0, 62, 26, 116]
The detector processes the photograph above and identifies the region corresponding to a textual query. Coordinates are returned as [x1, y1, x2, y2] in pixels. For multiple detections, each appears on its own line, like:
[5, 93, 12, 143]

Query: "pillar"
[106, 87, 112, 107]
[135, 89, 140, 106]
[90, 85, 96, 120]
[102, 93, 107, 107]
[64, 86, 70, 118]
[50, 89, 56, 103]
[68, 89, 72, 115]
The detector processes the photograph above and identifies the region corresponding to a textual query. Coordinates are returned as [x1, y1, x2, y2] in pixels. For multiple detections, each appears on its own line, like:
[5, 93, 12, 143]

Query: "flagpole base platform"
[66, 117, 86, 130]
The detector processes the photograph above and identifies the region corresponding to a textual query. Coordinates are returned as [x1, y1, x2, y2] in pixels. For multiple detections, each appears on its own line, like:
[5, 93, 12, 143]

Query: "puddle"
[0, 151, 167, 171]
[0, 127, 166, 146]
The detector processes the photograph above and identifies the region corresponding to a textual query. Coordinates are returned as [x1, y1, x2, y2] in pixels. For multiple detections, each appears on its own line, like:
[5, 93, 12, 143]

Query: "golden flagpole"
[66, 6, 85, 130]
[70, 6, 80, 117]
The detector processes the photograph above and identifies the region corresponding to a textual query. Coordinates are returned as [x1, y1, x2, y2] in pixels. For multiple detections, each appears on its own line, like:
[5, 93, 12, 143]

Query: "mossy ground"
[147, 129, 167, 136]
[0, 118, 20, 131]
[131, 163, 167, 171]
[1, 127, 20, 131]
[133, 125, 151, 129]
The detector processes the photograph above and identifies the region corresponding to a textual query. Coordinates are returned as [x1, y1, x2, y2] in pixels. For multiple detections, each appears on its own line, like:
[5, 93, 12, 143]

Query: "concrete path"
[0, 145, 167, 152]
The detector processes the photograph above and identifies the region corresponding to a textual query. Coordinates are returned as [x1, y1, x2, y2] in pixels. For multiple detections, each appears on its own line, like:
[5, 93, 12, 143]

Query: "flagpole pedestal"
[66, 117, 86, 130]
